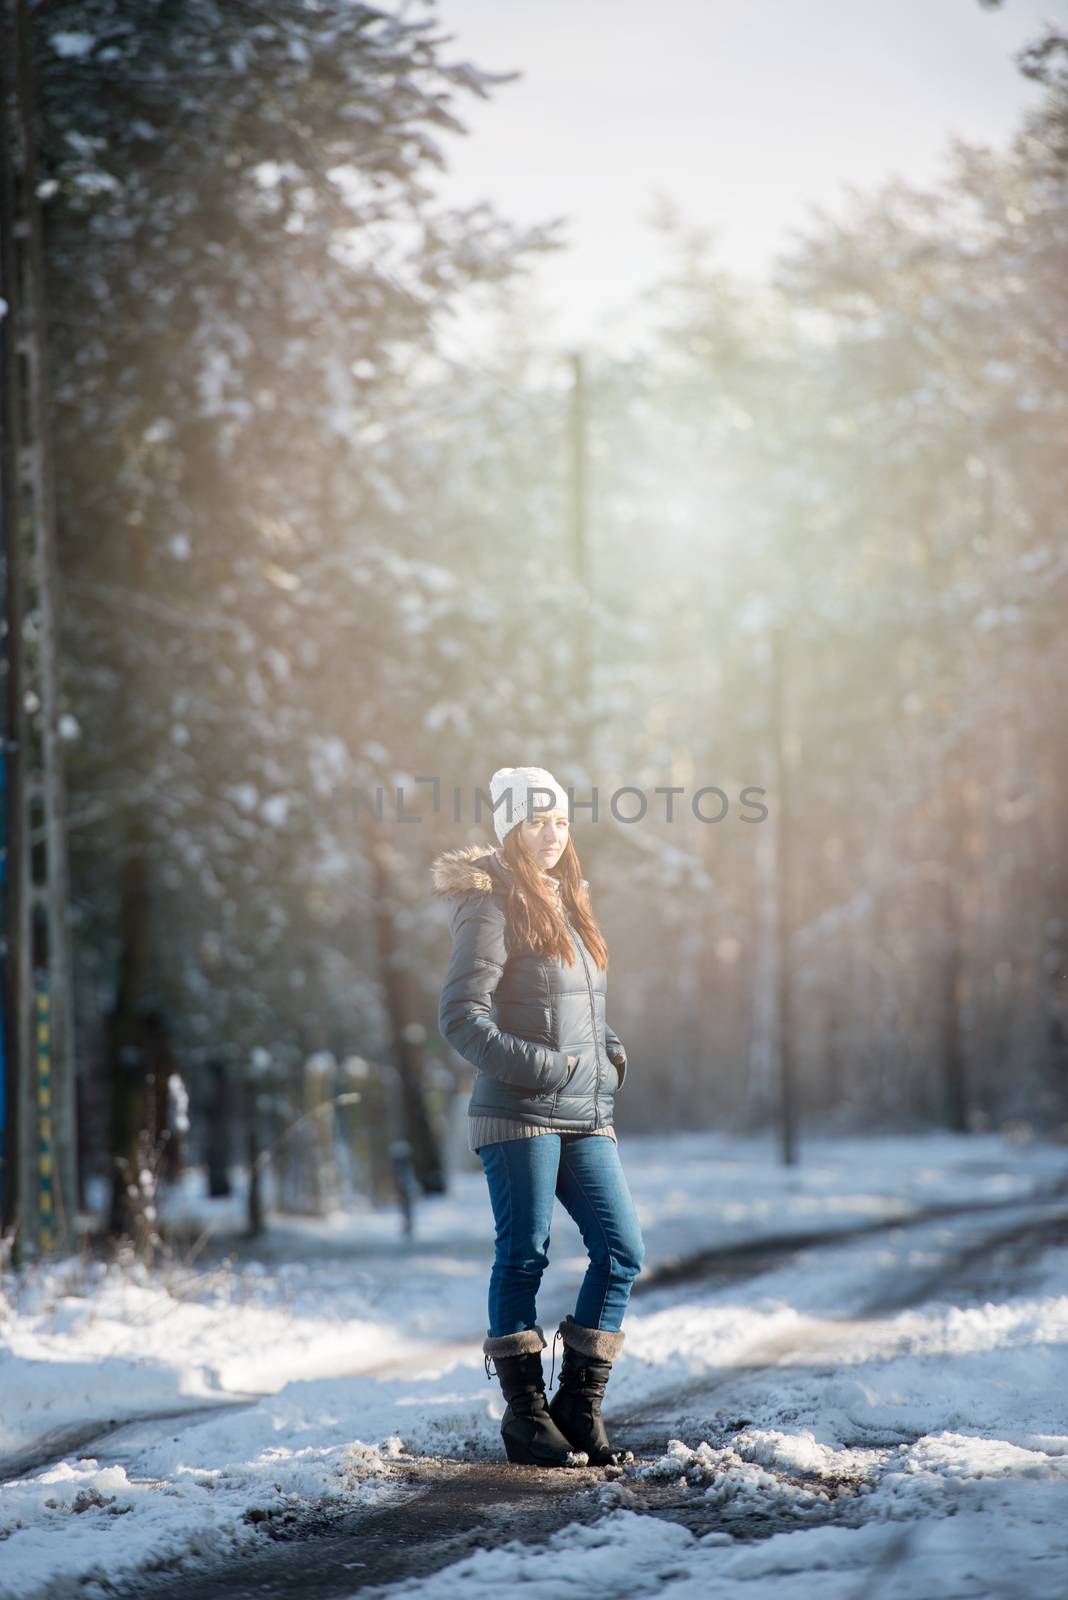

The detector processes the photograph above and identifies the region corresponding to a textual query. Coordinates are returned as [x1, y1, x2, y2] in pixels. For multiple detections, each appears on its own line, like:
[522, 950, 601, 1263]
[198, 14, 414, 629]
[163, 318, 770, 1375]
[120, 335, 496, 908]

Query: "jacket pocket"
[557, 1046, 597, 1094]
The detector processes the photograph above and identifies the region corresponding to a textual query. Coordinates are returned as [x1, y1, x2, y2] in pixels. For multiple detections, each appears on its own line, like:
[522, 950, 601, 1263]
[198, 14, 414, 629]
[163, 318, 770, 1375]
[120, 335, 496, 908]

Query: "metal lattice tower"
[1, 0, 77, 1256]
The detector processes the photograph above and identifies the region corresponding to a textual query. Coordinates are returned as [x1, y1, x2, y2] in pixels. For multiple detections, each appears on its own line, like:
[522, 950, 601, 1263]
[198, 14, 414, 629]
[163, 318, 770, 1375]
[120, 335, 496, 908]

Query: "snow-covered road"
[2, 1132, 1067, 1599]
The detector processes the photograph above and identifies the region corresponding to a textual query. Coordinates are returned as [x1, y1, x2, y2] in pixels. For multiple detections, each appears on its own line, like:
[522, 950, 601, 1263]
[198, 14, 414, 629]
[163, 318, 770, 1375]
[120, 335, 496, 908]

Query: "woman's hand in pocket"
[562, 1051, 585, 1086]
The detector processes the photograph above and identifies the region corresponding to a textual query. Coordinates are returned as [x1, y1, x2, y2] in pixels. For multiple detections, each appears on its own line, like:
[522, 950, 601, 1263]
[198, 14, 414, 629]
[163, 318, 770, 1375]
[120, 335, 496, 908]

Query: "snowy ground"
[2, 1130, 1067, 1599]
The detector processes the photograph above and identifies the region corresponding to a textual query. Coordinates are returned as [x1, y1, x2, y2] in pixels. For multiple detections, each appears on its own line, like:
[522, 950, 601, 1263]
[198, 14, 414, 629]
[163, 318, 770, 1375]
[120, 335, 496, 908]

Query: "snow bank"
[1, 1131, 1066, 1598]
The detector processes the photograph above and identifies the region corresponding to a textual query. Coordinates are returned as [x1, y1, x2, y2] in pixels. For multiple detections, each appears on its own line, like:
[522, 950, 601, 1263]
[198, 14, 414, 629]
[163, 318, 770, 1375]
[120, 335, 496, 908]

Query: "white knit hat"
[488, 766, 570, 845]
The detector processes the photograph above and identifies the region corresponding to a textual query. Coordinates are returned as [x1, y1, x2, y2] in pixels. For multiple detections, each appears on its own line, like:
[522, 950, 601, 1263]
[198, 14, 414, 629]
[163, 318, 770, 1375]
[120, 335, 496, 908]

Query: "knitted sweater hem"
[469, 1115, 617, 1154]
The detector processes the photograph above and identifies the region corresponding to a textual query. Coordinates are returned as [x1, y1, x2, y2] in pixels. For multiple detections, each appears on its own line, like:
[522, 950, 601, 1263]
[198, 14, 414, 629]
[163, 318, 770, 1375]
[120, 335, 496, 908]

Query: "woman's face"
[518, 807, 570, 867]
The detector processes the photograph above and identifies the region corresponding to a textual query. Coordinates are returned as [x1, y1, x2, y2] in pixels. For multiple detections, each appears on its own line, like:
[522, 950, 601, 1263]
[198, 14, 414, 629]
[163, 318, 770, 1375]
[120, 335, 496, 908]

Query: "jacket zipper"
[565, 917, 601, 1127]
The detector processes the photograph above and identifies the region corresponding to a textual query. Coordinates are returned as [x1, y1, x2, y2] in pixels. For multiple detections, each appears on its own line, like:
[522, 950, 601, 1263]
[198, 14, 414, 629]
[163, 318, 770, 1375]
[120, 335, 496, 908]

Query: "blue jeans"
[478, 1133, 646, 1337]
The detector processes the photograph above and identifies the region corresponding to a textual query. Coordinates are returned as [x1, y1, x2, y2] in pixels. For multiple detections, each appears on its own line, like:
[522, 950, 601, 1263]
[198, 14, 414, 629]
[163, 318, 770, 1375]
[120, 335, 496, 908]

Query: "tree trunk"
[367, 832, 444, 1194]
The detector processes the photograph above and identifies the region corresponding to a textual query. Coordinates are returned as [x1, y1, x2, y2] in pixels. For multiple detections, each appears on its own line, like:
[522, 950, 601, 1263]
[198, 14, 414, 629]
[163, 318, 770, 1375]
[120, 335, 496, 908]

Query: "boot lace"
[548, 1326, 562, 1390]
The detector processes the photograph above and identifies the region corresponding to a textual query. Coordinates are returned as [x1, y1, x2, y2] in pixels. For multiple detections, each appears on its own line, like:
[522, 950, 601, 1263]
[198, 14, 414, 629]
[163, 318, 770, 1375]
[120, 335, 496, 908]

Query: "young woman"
[431, 764, 645, 1467]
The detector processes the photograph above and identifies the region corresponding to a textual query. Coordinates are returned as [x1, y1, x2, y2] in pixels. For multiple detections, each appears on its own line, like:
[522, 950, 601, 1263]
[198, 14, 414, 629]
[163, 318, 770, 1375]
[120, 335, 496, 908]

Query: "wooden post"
[245, 1063, 264, 1238]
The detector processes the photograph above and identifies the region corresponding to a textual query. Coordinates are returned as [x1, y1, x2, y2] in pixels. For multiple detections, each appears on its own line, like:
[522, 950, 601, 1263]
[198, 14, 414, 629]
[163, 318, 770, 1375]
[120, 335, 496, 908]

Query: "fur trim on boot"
[482, 1325, 547, 1361]
[553, 1314, 625, 1362]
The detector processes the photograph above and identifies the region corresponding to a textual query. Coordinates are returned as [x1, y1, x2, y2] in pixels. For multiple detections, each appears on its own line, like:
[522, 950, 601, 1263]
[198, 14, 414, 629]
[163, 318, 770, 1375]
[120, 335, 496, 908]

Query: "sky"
[421, 0, 1061, 351]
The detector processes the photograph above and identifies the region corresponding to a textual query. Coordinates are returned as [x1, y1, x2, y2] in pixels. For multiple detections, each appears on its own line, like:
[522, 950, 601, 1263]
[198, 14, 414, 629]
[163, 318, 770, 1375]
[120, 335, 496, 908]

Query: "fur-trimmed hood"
[429, 842, 500, 897]
[430, 842, 587, 899]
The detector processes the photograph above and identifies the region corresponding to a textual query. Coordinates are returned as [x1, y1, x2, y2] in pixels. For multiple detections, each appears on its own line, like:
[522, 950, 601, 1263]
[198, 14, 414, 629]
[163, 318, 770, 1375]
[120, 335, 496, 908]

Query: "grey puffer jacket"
[431, 844, 627, 1130]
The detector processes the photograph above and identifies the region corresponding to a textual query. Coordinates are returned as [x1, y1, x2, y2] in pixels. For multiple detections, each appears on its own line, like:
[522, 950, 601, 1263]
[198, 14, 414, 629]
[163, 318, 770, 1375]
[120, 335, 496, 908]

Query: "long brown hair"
[498, 826, 609, 970]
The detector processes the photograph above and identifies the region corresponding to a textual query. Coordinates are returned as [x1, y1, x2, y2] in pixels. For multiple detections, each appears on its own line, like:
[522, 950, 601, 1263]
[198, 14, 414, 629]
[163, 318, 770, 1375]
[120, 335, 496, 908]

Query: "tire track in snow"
[617, 1199, 1068, 1453]
[103, 1192, 1068, 1599]
[7, 1182, 1064, 1483]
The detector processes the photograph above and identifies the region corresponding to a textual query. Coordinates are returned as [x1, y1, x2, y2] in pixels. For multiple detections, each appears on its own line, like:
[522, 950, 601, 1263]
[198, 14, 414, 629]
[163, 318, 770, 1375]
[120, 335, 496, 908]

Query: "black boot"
[483, 1325, 587, 1467]
[546, 1315, 632, 1467]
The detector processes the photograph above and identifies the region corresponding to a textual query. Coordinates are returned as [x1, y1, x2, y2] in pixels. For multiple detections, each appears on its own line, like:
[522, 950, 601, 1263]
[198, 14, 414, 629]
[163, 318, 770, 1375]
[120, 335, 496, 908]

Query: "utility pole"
[769, 621, 798, 1166]
[569, 350, 596, 767]
[1, 0, 78, 1256]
